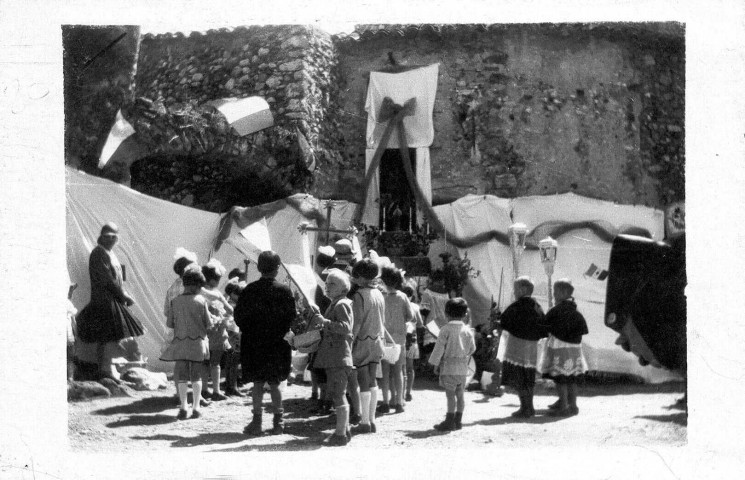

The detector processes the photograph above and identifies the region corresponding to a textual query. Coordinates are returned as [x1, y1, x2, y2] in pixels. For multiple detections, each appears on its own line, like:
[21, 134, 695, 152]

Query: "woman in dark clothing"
[498, 276, 547, 418]
[76, 222, 145, 380]
[234, 251, 297, 436]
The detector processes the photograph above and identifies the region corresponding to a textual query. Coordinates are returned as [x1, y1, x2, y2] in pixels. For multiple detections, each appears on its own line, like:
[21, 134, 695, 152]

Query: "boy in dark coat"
[235, 251, 297, 435]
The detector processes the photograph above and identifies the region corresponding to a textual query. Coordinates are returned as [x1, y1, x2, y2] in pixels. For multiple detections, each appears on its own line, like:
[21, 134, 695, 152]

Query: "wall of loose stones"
[327, 25, 684, 208]
[132, 25, 341, 210]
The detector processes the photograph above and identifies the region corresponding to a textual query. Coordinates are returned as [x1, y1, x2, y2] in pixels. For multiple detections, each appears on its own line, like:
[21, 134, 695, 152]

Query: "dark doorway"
[379, 148, 416, 231]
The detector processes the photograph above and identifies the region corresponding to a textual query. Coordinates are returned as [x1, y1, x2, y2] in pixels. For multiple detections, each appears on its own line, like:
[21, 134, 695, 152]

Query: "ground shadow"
[106, 414, 176, 428]
[213, 438, 324, 452]
[92, 394, 176, 416]
[130, 431, 248, 448]
[634, 412, 687, 427]
[463, 412, 568, 427]
[576, 381, 685, 398]
[402, 428, 454, 440]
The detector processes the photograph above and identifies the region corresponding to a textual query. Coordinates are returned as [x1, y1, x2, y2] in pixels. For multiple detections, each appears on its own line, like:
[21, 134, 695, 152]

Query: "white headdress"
[174, 247, 198, 264]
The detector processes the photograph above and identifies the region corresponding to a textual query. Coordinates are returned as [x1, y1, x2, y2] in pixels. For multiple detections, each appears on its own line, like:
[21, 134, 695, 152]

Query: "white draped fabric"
[427, 193, 678, 383]
[365, 64, 439, 149]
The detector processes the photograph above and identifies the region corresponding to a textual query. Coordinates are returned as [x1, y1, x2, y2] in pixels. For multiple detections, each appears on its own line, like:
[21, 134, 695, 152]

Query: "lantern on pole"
[508, 223, 529, 284]
[538, 236, 559, 308]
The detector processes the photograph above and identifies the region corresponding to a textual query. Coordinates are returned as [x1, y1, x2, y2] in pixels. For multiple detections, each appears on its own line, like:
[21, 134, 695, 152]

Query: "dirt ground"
[68, 374, 686, 453]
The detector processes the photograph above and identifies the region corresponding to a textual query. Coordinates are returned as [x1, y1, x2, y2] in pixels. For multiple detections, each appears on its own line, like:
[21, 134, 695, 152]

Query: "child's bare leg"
[380, 361, 391, 406]
[211, 364, 222, 394]
[455, 386, 465, 413]
[176, 382, 189, 411]
[348, 369, 360, 419]
[192, 379, 203, 412]
[446, 389, 456, 413]
[357, 366, 372, 425]
[405, 358, 415, 398]
[201, 363, 211, 394]
[391, 361, 404, 407]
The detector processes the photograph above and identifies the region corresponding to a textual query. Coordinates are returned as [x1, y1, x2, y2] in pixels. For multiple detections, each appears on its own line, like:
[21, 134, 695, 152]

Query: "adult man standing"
[234, 251, 297, 435]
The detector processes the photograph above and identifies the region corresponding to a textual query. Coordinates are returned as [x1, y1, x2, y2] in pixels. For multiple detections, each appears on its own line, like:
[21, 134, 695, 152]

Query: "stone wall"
[66, 23, 684, 212]
[327, 24, 685, 207]
[130, 25, 343, 210]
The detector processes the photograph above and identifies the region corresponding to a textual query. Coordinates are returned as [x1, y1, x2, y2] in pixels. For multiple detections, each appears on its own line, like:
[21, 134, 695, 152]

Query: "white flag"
[98, 110, 135, 168]
[223, 217, 272, 262]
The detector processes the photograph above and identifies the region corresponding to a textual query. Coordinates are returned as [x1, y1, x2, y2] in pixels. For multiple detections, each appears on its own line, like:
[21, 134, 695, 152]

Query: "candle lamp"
[538, 236, 558, 308]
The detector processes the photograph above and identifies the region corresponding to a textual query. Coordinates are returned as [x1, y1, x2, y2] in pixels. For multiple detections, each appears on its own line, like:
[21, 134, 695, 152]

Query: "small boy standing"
[428, 298, 476, 431]
[540, 279, 589, 417]
[499, 276, 547, 418]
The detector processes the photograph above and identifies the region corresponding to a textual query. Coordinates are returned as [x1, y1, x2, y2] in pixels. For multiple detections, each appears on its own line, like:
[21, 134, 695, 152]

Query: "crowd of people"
[72, 222, 590, 447]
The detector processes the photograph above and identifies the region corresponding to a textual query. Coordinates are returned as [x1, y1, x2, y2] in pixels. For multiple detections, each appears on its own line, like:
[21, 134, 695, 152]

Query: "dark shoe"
[371, 422, 377, 433]
[176, 409, 188, 421]
[351, 423, 372, 434]
[405, 393, 412, 402]
[191, 409, 202, 419]
[271, 413, 284, 435]
[434, 413, 456, 431]
[466, 382, 482, 392]
[376, 403, 390, 414]
[201, 390, 212, 398]
[547, 408, 573, 417]
[243, 416, 262, 436]
[199, 398, 212, 407]
[547, 399, 562, 410]
[454, 412, 463, 430]
[326, 433, 349, 446]
[568, 405, 579, 416]
[310, 392, 318, 401]
[211, 391, 228, 401]
[511, 408, 535, 418]
[394, 404, 405, 414]
[510, 407, 526, 418]
[349, 413, 362, 425]
[225, 388, 244, 397]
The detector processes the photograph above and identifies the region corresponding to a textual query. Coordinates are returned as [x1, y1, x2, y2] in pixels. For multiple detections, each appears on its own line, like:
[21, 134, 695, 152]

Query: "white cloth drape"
[362, 149, 381, 226]
[365, 64, 439, 149]
[415, 147, 432, 225]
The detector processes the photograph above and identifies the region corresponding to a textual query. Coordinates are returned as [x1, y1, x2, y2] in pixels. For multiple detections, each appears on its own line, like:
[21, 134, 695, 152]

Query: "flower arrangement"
[357, 222, 438, 257]
[439, 251, 480, 296]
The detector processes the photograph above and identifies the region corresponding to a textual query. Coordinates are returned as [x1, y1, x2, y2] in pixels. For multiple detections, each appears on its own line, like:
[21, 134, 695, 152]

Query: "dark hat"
[257, 250, 281, 274]
[316, 245, 336, 269]
[100, 222, 119, 236]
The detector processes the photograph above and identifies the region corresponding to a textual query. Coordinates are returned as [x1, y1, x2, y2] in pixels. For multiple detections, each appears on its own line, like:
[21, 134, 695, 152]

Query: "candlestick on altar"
[538, 236, 558, 309]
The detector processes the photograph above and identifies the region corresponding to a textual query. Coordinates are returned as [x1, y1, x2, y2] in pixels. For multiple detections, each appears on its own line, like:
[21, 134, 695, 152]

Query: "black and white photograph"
[1, 1, 744, 479]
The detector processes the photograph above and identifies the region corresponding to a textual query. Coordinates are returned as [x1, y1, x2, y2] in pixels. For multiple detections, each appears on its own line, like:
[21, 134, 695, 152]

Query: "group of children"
[160, 250, 246, 420]
[159, 245, 589, 441]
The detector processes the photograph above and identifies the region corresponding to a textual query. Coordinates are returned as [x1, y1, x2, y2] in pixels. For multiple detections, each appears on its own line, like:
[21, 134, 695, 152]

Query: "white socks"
[335, 405, 349, 436]
[192, 380, 203, 411]
[177, 382, 189, 411]
[369, 387, 378, 424]
[360, 391, 371, 424]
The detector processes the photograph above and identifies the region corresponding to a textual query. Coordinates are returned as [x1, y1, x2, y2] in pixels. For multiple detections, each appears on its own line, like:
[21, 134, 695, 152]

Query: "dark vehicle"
[604, 234, 687, 374]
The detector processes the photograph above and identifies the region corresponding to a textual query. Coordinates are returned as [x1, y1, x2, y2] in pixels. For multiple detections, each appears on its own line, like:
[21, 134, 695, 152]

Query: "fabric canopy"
[428, 193, 678, 383]
[66, 167, 357, 372]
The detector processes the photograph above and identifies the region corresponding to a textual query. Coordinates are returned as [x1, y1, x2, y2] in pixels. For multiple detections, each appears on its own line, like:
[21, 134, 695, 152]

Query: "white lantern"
[538, 236, 559, 308]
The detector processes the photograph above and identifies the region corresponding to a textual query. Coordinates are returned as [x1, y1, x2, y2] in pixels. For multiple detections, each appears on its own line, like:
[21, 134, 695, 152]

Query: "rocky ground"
[68, 375, 686, 453]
